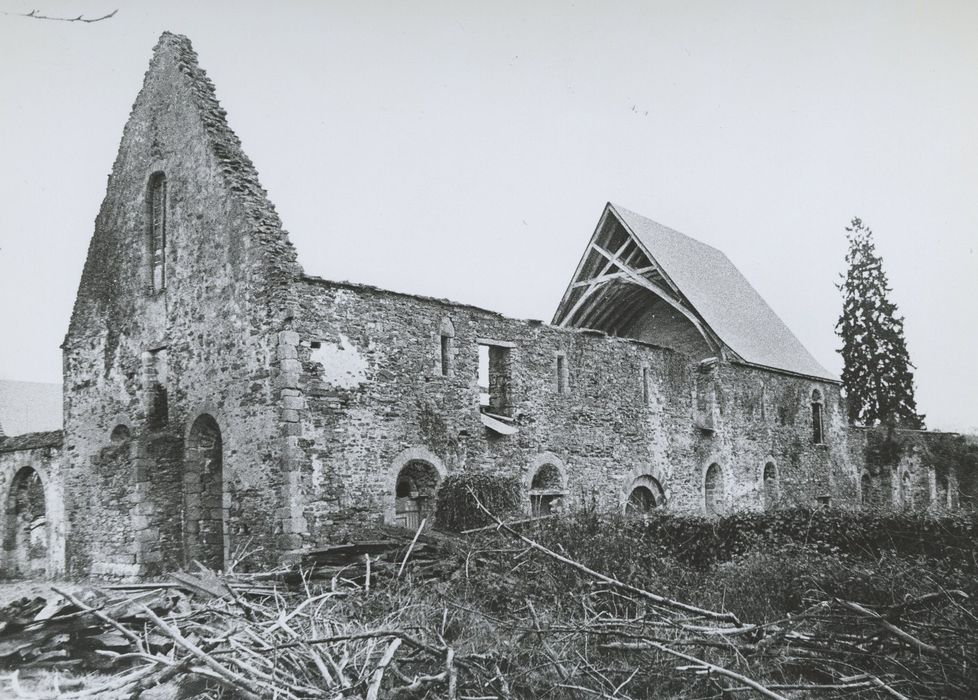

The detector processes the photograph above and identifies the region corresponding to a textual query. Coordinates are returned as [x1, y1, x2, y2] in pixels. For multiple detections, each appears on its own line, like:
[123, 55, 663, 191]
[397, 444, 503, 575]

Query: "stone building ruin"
[0, 33, 968, 578]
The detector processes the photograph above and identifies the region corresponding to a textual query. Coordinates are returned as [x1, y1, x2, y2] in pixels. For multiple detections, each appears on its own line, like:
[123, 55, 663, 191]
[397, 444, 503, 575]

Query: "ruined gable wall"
[284, 278, 850, 541]
[62, 34, 298, 576]
[0, 438, 65, 577]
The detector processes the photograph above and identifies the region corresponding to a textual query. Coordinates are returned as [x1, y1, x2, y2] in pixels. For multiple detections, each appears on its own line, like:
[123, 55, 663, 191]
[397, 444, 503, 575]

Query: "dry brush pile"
[0, 506, 976, 699]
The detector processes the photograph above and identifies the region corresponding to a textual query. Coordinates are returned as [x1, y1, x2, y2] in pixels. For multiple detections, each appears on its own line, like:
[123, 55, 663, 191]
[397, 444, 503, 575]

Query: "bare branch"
[2, 8, 118, 23]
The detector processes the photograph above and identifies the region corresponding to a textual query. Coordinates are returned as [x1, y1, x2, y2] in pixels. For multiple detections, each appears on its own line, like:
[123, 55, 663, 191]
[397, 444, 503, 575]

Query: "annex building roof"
[553, 203, 835, 382]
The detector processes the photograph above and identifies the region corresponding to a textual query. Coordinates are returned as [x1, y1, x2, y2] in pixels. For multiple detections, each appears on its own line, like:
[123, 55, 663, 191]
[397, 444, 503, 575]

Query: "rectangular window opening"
[642, 366, 651, 406]
[478, 342, 512, 416]
[812, 403, 824, 444]
[440, 335, 452, 376]
[556, 354, 568, 394]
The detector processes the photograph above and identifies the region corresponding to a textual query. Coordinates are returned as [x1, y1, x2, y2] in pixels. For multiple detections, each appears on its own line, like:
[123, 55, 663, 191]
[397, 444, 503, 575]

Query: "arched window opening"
[704, 463, 724, 516]
[811, 389, 824, 444]
[625, 476, 664, 515]
[394, 460, 440, 529]
[4, 467, 47, 577]
[529, 464, 565, 516]
[110, 424, 131, 444]
[185, 414, 226, 570]
[148, 172, 167, 294]
[861, 473, 872, 507]
[762, 462, 779, 510]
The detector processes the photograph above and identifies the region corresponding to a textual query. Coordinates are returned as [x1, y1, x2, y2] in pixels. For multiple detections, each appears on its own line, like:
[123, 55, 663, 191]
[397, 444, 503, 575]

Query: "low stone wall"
[0, 432, 65, 577]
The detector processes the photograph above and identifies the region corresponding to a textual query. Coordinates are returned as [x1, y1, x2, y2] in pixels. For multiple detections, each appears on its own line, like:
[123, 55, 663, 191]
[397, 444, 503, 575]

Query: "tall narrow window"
[438, 317, 455, 377]
[811, 389, 824, 444]
[148, 173, 167, 293]
[556, 353, 569, 394]
[641, 366, 651, 406]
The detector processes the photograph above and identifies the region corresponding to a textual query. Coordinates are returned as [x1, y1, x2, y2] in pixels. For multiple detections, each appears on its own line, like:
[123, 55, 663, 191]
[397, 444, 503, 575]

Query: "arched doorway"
[529, 463, 565, 516]
[625, 476, 664, 515]
[4, 467, 47, 577]
[394, 460, 440, 529]
[704, 463, 724, 516]
[185, 415, 226, 570]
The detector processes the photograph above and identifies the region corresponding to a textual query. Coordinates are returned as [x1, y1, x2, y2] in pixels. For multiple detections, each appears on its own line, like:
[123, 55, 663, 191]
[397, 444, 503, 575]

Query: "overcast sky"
[1, 0, 975, 433]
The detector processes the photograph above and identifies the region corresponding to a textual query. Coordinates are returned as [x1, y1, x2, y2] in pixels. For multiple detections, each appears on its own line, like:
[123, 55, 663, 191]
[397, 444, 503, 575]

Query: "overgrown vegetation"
[434, 472, 522, 531]
[4, 506, 977, 699]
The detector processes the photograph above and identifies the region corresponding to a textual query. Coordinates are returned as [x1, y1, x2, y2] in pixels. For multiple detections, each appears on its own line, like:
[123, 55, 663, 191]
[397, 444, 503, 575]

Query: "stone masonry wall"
[286, 276, 859, 543]
[61, 34, 299, 576]
[0, 433, 65, 577]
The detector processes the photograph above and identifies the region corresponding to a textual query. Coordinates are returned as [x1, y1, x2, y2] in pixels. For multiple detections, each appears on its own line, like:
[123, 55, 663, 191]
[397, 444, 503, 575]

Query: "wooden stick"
[365, 637, 401, 700]
[837, 599, 942, 656]
[138, 604, 262, 700]
[602, 641, 787, 700]
[461, 514, 555, 534]
[398, 517, 427, 578]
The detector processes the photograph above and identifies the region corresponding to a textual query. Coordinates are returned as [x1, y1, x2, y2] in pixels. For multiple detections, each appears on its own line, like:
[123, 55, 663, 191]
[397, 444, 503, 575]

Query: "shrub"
[434, 472, 522, 532]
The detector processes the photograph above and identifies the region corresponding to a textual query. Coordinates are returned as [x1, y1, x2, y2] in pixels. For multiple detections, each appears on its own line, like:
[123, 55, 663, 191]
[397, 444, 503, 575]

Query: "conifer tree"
[836, 218, 924, 428]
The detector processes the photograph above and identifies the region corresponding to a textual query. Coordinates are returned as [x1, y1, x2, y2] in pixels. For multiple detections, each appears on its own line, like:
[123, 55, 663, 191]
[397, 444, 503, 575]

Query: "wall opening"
[529, 464, 565, 516]
[861, 473, 871, 507]
[641, 366, 651, 406]
[556, 354, 569, 395]
[762, 462, 779, 510]
[439, 317, 455, 377]
[811, 389, 824, 444]
[704, 463, 724, 516]
[901, 471, 913, 509]
[147, 172, 167, 294]
[184, 414, 226, 570]
[394, 460, 441, 529]
[4, 467, 47, 577]
[625, 476, 664, 515]
[110, 424, 132, 444]
[478, 342, 513, 417]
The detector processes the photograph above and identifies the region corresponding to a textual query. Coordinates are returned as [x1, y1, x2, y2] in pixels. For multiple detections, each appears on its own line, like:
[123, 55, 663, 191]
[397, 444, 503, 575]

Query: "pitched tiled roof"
[611, 205, 834, 380]
[0, 430, 63, 453]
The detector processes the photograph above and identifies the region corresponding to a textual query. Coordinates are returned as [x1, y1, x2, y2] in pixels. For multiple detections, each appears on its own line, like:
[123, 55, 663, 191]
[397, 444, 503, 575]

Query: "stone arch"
[624, 475, 665, 515]
[4, 467, 48, 577]
[184, 414, 227, 570]
[703, 461, 725, 517]
[110, 423, 132, 444]
[761, 459, 780, 510]
[387, 447, 446, 528]
[525, 453, 568, 516]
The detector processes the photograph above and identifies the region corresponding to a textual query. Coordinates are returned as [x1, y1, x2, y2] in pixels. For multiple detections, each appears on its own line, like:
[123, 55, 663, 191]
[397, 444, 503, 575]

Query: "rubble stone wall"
[61, 33, 298, 576]
[288, 277, 860, 543]
[0, 436, 65, 577]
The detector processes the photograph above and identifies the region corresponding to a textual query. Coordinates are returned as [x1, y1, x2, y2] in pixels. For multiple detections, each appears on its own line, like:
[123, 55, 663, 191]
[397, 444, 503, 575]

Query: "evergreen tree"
[836, 218, 924, 428]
